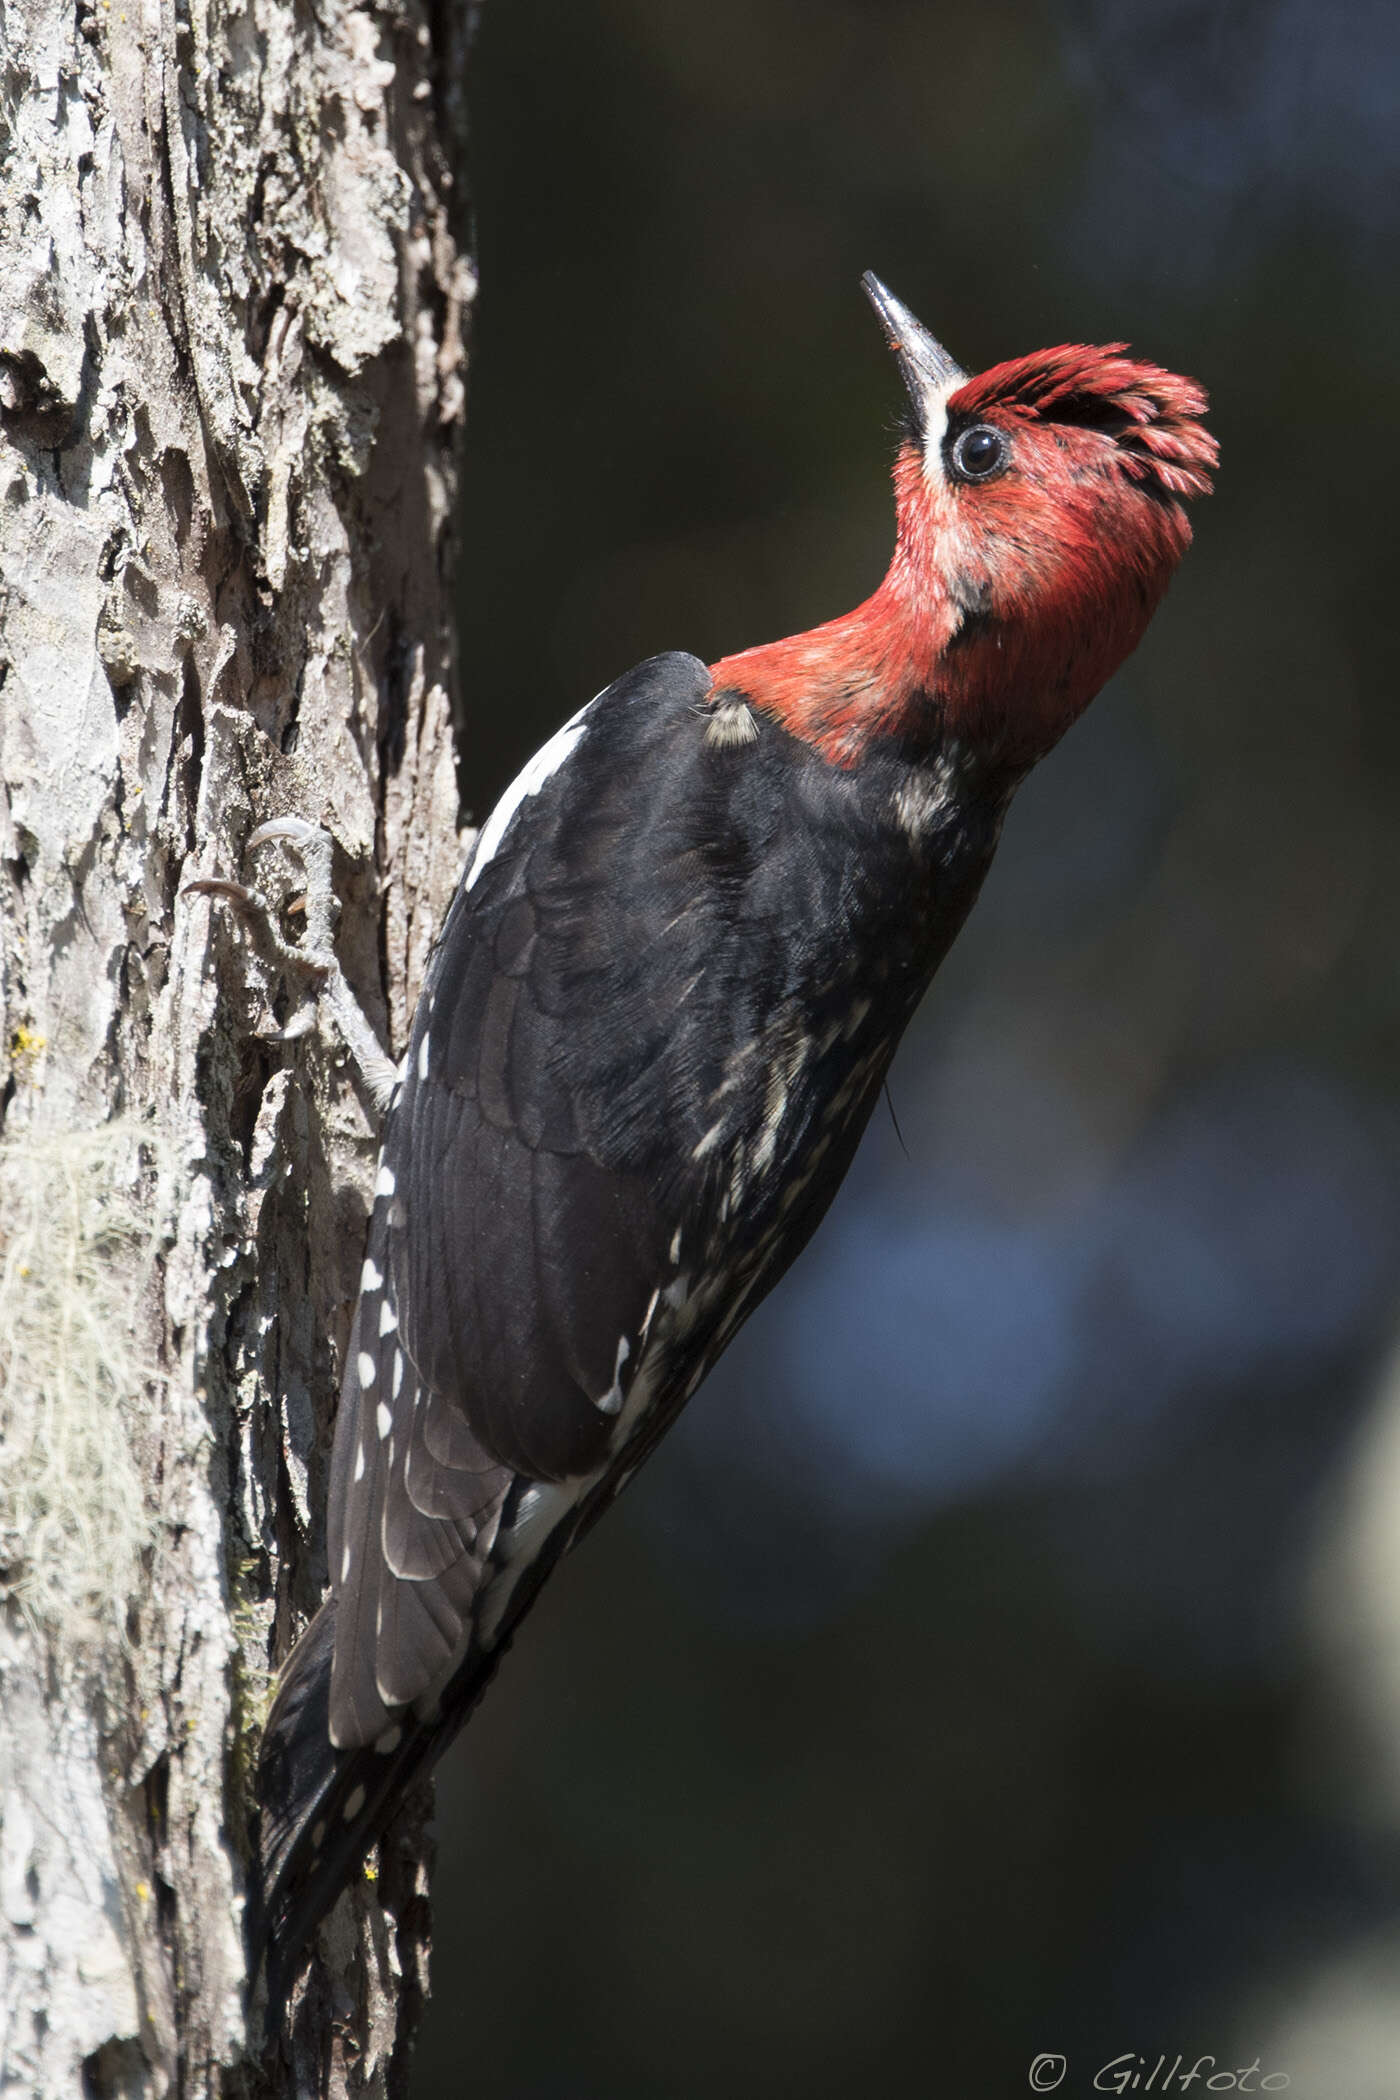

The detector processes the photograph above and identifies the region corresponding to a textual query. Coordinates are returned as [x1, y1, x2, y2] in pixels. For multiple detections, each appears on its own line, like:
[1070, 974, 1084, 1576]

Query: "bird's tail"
[253, 1598, 438, 2013]
[252, 1595, 517, 2017]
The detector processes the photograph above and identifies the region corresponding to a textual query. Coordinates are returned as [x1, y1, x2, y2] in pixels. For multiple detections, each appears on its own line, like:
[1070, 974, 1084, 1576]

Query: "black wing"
[258, 649, 1017, 1975]
[325, 653, 715, 1748]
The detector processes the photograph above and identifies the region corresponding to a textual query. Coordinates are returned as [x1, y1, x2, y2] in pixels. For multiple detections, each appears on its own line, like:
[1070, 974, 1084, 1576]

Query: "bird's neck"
[708, 448, 967, 768]
[708, 440, 1178, 771]
[708, 580, 960, 772]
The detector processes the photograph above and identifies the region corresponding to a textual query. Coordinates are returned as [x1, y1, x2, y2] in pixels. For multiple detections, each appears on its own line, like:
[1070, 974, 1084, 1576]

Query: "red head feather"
[948, 345, 1217, 501]
[709, 332, 1216, 769]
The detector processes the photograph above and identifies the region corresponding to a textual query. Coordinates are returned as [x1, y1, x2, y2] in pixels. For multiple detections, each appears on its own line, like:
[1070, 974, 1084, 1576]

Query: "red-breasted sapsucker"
[255, 273, 1216, 1993]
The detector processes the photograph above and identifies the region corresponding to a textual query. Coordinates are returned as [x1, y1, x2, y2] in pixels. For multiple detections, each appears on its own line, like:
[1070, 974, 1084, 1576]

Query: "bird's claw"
[247, 817, 328, 853]
[181, 874, 261, 910]
[183, 820, 400, 1113]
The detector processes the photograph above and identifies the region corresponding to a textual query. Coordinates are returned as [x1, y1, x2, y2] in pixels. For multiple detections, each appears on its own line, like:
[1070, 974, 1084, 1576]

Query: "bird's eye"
[949, 425, 1008, 483]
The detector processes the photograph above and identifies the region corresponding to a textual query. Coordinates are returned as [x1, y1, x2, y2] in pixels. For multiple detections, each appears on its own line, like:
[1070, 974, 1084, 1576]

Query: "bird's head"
[709, 275, 1217, 772]
[868, 274, 1217, 767]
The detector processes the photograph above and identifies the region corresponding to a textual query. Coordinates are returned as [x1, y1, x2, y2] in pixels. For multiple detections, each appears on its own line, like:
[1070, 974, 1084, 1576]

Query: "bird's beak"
[861, 273, 967, 429]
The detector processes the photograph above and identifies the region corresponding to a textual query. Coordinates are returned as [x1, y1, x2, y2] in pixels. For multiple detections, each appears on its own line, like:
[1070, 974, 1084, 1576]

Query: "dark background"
[415, 2, 1400, 2093]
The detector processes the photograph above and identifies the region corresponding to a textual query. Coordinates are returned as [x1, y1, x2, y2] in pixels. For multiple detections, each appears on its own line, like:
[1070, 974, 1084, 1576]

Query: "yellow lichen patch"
[7, 1026, 46, 1077]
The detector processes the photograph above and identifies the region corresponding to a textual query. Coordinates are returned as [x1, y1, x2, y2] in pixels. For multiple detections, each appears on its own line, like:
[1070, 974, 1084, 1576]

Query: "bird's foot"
[184, 819, 400, 1111]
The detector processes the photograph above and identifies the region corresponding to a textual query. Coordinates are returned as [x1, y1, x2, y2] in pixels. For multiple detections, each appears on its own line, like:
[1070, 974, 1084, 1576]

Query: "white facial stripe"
[465, 699, 595, 891]
[920, 378, 962, 484]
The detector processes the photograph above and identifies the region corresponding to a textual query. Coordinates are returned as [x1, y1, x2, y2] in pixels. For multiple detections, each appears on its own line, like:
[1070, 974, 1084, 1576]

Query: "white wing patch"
[594, 1334, 630, 1415]
[465, 699, 596, 892]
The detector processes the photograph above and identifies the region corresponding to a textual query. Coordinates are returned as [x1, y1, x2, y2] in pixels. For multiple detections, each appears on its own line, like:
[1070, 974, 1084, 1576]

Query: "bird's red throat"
[709, 359, 1207, 771]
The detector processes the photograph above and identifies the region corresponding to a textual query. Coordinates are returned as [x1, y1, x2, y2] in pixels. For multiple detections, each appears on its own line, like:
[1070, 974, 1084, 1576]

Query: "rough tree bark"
[0, 0, 477, 2087]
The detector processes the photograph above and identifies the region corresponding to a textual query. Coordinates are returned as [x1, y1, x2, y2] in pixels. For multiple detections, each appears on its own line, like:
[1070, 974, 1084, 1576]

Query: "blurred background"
[415, 1, 1400, 2092]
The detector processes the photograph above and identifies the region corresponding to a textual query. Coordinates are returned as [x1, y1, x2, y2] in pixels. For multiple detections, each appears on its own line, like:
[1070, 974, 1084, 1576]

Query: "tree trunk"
[0, 0, 477, 2087]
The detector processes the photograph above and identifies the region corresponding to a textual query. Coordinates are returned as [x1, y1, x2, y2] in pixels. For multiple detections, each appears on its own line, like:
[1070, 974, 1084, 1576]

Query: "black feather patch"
[325, 1209, 511, 1748]
[255, 647, 1013, 2000]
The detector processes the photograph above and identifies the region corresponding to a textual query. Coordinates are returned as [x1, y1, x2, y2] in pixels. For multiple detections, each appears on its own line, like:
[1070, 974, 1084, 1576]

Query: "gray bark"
[0, 0, 476, 2086]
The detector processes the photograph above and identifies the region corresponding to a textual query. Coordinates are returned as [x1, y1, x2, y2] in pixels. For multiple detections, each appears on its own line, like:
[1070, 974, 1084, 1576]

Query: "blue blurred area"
[414, 0, 1400, 2092]
[1058, 0, 1400, 270]
[647, 1058, 1400, 1620]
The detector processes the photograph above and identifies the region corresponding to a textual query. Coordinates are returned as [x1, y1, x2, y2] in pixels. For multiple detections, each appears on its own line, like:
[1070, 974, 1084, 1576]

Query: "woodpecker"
[254, 273, 1216, 1992]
